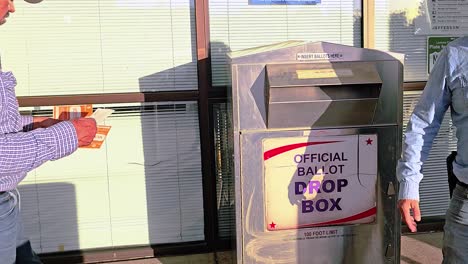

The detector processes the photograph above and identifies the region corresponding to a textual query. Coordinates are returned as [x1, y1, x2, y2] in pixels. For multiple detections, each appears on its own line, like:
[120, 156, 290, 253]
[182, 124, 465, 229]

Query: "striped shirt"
[0, 71, 78, 191]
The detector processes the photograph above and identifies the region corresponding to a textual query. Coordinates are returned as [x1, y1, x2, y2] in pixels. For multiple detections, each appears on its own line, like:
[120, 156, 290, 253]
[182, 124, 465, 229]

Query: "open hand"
[398, 199, 421, 232]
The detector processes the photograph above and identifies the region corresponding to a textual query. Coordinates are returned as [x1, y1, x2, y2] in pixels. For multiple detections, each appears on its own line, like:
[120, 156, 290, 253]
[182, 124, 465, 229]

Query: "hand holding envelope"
[71, 118, 98, 147]
[53, 105, 114, 149]
[89, 108, 114, 124]
[81, 108, 114, 149]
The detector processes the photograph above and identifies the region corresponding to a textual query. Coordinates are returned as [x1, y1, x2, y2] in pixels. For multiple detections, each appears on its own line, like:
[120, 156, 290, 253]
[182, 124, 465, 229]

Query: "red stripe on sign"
[263, 141, 341, 161]
[299, 207, 377, 228]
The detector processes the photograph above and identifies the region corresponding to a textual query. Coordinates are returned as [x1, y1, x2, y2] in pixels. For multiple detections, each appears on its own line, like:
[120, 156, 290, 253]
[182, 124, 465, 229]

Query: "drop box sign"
[263, 134, 377, 231]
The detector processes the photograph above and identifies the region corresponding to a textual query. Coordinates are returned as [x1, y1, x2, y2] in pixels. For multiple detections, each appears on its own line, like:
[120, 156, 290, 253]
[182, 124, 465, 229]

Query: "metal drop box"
[229, 41, 403, 264]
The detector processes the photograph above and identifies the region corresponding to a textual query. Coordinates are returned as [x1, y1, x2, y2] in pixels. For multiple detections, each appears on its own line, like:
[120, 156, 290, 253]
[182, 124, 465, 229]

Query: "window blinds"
[213, 103, 235, 239]
[374, 0, 428, 81]
[19, 102, 204, 253]
[0, 0, 198, 96]
[209, 0, 362, 86]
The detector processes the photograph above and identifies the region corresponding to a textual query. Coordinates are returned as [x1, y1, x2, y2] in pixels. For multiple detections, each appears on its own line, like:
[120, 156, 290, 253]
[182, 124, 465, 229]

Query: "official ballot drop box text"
[229, 41, 403, 264]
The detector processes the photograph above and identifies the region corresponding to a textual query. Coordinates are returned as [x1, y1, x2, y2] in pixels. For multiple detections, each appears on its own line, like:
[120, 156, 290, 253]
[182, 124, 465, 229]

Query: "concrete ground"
[98, 232, 443, 264]
[400, 232, 443, 264]
[101, 251, 234, 264]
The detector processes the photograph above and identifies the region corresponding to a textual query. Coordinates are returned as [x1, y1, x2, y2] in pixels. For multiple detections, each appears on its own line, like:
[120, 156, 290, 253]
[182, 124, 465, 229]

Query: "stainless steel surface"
[229, 42, 403, 131]
[229, 41, 403, 264]
[386, 244, 395, 258]
[239, 128, 398, 264]
[265, 62, 383, 128]
[387, 182, 396, 196]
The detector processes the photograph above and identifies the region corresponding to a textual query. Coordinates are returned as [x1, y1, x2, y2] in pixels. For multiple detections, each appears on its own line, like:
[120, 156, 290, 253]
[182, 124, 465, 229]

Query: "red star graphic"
[366, 138, 373, 145]
[269, 222, 277, 229]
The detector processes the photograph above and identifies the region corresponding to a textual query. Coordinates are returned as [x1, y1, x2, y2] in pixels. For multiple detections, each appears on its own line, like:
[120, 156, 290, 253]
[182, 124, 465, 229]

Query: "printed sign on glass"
[53, 105, 113, 149]
[415, 0, 468, 35]
[427, 36, 458, 73]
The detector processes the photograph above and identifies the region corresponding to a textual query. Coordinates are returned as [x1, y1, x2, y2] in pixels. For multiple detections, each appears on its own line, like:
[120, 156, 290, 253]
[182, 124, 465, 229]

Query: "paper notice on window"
[415, 0, 468, 35]
[80, 125, 112, 149]
[53, 105, 93, 120]
[53, 105, 114, 149]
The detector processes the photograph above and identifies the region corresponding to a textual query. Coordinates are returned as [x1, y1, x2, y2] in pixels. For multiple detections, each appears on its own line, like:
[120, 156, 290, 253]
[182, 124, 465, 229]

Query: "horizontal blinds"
[18, 102, 204, 253]
[213, 103, 235, 239]
[402, 91, 453, 217]
[209, 0, 362, 86]
[374, 0, 428, 81]
[0, 0, 197, 96]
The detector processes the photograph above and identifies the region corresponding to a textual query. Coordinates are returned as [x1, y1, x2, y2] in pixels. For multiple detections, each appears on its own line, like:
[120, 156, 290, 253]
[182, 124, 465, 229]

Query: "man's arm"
[396, 47, 452, 232]
[21, 115, 62, 132]
[0, 118, 97, 191]
[0, 121, 77, 191]
[20, 115, 33, 131]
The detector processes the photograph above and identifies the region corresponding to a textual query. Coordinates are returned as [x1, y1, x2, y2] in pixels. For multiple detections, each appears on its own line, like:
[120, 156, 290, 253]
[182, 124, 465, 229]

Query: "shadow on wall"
[135, 42, 239, 255]
[135, 1, 209, 249]
[18, 182, 81, 264]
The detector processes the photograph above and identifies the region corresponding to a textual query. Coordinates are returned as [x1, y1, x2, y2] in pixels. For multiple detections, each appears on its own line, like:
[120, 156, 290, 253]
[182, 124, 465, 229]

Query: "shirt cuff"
[398, 181, 420, 201]
[20, 115, 34, 132]
[32, 121, 78, 162]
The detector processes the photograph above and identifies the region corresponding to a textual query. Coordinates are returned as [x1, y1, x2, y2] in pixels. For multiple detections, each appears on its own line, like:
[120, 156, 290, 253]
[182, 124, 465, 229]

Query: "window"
[209, 0, 362, 86]
[20, 102, 205, 252]
[0, 0, 198, 96]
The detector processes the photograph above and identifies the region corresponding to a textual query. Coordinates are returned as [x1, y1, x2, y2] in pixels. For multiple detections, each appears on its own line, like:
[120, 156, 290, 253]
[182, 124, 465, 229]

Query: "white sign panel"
[427, 36, 458, 73]
[415, 0, 468, 35]
[296, 53, 344, 61]
[263, 134, 377, 231]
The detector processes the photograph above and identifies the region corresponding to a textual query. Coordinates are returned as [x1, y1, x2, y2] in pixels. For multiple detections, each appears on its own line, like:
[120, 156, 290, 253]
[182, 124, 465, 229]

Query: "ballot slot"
[265, 61, 383, 128]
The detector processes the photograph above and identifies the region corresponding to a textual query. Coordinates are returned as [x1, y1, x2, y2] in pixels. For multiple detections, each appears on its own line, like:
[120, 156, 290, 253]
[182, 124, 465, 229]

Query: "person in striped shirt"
[0, 1, 98, 263]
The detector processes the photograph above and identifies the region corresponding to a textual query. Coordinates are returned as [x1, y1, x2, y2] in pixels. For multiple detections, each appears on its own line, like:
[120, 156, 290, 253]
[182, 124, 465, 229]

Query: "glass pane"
[375, 0, 428, 81]
[18, 102, 204, 253]
[0, 0, 198, 96]
[209, 0, 363, 86]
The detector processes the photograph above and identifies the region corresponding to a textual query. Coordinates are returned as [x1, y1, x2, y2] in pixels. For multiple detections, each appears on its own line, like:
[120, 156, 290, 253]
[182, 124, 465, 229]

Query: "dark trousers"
[15, 241, 42, 264]
[447, 151, 458, 198]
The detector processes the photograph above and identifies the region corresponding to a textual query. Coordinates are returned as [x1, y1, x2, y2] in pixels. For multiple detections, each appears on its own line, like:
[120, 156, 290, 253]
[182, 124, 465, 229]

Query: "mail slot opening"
[265, 61, 382, 128]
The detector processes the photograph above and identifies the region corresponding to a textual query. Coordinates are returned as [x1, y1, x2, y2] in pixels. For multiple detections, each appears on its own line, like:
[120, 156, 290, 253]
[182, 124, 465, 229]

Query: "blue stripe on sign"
[250, 0, 321, 4]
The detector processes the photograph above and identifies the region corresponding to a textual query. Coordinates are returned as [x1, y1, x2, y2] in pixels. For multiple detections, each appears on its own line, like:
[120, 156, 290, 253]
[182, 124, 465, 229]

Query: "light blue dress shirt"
[397, 36, 468, 200]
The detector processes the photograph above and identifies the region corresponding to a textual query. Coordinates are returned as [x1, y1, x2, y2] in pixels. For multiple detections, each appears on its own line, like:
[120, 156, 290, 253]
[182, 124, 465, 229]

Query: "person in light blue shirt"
[397, 36, 468, 263]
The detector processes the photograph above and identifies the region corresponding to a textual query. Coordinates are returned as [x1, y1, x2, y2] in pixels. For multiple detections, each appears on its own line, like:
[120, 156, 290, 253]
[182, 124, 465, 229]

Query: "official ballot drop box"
[229, 41, 403, 264]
